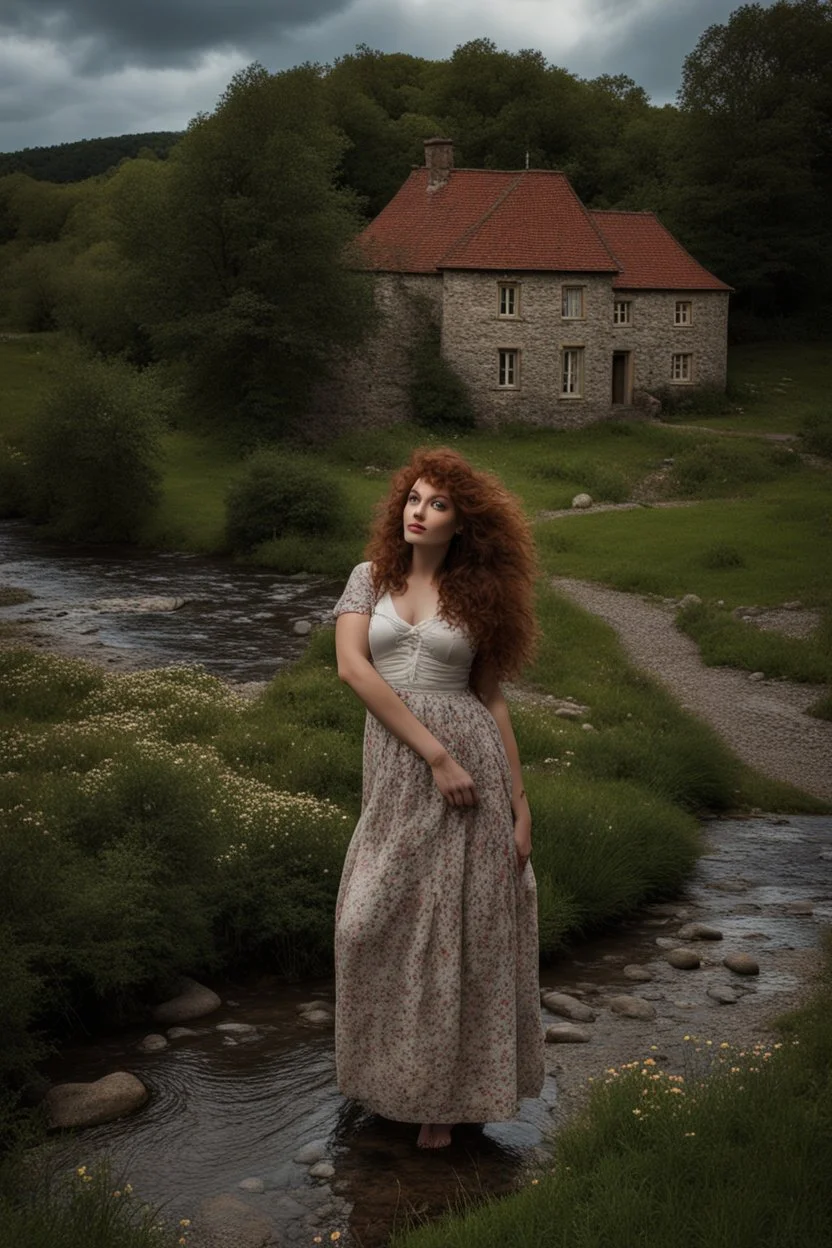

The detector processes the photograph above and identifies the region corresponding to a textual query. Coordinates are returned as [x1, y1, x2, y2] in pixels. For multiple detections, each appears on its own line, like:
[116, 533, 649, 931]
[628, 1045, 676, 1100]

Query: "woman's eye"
[432, 501, 446, 510]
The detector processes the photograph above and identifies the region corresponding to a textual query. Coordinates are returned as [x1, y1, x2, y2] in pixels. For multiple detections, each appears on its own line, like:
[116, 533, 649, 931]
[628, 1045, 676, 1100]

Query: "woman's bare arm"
[335, 612, 477, 807]
[474, 671, 531, 868]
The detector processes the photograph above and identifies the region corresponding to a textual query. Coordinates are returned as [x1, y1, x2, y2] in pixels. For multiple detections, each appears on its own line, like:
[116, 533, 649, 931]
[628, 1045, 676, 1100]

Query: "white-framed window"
[671, 352, 693, 383]
[561, 347, 584, 397]
[674, 300, 692, 326]
[498, 282, 519, 318]
[562, 286, 585, 319]
[498, 349, 519, 388]
[613, 299, 631, 325]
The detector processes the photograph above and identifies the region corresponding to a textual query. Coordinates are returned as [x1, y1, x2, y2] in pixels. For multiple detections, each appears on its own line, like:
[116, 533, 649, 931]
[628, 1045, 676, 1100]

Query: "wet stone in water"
[541, 992, 596, 1023]
[608, 995, 657, 1021]
[622, 965, 654, 983]
[666, 949, 701, 970]
[545, 1023, 592, 1044]
[677, 922, 723, 941]
[707, 984, 740, 1005]
[724, 953, 760, 976]
[294, 1141, 329, 1166]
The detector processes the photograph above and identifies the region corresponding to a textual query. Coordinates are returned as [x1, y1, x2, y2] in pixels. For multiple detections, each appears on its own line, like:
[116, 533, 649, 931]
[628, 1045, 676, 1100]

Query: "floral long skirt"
[334, 688, 545, 1124]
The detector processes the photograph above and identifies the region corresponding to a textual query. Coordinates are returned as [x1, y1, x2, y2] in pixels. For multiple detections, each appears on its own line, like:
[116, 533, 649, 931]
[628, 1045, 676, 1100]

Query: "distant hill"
[0, 132, 183, 183]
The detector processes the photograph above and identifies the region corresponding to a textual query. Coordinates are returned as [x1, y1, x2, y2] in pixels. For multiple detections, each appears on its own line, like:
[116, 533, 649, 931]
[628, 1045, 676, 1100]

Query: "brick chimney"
[424, 137, 454, 191]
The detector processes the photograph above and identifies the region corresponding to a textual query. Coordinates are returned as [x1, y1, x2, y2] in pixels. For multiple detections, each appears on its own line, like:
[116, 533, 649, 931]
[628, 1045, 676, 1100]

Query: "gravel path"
[552, 577, 832, 803]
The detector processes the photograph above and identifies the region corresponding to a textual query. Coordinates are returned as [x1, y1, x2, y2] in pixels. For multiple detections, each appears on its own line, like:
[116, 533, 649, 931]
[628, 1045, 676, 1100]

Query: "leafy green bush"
[799, 410, 832, 458]
[408, 321, 476, 432]
[225, 449, 343, 551]
[25, 351, 164, 541]
[700, 542, 746, 569]
[0, 439, 28, 518]
[653, 384, 735, 420]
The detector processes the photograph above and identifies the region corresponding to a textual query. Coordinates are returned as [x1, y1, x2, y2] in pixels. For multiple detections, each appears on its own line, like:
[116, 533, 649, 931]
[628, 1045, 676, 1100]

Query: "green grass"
[535, 473, 832, 608]
[393, 935, 832, 1248]
[698, 342, 832, 435]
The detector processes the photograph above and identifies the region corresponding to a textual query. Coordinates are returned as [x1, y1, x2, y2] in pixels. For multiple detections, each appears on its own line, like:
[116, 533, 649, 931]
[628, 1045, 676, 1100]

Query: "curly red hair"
[365, 447, 539, 682]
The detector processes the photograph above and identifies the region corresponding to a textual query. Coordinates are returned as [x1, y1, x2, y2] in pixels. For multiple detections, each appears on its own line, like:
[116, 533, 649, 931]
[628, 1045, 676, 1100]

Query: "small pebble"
[294, 1141, 328, 1166]
[309, 1162, 335, 1180]
[238, 1178, 265, 1193]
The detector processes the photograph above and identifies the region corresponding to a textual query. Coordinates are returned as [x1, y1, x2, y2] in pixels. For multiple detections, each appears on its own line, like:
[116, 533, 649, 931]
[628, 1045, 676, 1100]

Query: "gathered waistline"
[388, 684, 473, 695]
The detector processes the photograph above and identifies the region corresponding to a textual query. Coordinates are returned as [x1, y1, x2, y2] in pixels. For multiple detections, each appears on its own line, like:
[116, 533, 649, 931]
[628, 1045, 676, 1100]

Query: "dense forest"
[0, 1, 829, 429]
[0, 132, 182, 183]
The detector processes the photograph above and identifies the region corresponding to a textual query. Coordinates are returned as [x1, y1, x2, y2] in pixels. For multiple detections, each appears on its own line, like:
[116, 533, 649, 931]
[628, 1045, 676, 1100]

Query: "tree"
[113, 64, 375, 430]
[673, 0, 832, 325]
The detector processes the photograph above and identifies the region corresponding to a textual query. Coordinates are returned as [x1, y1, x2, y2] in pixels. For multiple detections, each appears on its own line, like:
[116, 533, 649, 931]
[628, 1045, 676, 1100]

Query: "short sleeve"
[333, 561, 376, 618]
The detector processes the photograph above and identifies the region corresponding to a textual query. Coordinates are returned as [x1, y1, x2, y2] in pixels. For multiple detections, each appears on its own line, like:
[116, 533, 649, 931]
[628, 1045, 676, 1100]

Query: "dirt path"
[551, 577, 832, 803]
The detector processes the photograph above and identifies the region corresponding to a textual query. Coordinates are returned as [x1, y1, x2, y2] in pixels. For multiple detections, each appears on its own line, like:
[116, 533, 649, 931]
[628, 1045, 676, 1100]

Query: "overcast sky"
[0, 0, 768, 153]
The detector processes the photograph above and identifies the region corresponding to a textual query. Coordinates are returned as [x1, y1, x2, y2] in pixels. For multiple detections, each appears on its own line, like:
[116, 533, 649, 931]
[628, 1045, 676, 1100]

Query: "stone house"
[334, 138, 731, 428]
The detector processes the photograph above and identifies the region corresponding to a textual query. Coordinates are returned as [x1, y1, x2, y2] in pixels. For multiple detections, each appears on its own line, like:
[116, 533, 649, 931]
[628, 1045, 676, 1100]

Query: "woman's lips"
[407, 523, 425, 532]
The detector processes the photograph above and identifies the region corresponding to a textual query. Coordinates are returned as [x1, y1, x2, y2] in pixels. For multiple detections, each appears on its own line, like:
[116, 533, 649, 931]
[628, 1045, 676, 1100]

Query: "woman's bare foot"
[417, 1123, 453, 1149]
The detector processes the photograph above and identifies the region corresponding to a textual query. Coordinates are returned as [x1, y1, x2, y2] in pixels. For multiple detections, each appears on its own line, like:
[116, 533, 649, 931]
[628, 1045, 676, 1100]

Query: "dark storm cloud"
[0, 0, 354, 67]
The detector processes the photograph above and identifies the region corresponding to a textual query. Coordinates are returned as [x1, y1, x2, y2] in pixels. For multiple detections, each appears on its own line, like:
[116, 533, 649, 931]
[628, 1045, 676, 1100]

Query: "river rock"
[541, 992, 596, 1023]
[677, 922, 723, 941]
[678, 594, 702, 609]
[309, 1162, 336, 1180]
[666, 949, 701, 970]
[92, 596, 186, 613]
[545, 1023, 592, 1044]
[724, 953, 760, 976]
[707, 985, 740, 1005]
[300, 1010, 332, 1024]
[608, 995, 657, 1021]
[623, 965, 654, 983]
[238, 1178, 265, 1194]
[152, 977, 221, 1025]
[138, 1033, 168, 1052]
[294, 1140, 328, 1166]
[572, 493, 593, 509]
[44, 1072, 149, 1129]
[216, 1023, 258, 1035]
[655, 937, 678, 949]
[297, 1000, 330, 1014]
[748, 671, 765, 682]
[784, 901, 814, 916]
[191, 1194, 274, 1248]
[167, 1026, 200, 1039]
[293, 619, 312, 636]
[554, 706, 582, 719]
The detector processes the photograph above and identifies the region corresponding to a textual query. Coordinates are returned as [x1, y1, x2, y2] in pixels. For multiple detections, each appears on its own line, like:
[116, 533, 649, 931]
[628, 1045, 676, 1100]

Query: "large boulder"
[45, 1071, 149, 1129]
[152, 977, 222, 1025]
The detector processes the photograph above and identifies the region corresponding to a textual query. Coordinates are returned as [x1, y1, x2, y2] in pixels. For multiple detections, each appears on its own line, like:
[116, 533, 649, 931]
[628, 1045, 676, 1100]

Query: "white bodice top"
[369, 592, 475, 692]
[333, 563, 475, 693]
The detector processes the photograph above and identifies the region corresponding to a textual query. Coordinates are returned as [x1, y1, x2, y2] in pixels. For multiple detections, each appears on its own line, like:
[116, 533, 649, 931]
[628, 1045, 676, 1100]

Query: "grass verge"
[392, 934, 832, 1248]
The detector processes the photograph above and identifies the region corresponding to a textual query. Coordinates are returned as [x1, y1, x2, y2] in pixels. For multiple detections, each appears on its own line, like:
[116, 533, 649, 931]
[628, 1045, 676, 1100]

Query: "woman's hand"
[429, 749, 478, 807]
[513, 804, 532, 873]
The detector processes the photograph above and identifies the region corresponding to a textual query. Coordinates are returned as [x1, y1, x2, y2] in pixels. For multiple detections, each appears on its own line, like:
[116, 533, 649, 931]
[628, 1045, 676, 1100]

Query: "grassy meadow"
[0, 333, 830, 1246]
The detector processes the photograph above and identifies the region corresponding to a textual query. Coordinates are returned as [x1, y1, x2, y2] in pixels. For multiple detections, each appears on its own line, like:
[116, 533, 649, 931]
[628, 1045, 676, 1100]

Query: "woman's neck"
[408, 543, 450, 584]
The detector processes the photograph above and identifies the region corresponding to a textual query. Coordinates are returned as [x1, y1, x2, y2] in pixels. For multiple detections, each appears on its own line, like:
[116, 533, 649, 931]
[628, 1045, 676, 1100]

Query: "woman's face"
[402, 477, 460, 548]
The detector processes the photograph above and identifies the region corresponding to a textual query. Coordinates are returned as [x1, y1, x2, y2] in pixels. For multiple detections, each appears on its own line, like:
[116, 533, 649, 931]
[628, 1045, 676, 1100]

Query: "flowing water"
[0, 520, 338, 680]
[4, 521, 830, 1245]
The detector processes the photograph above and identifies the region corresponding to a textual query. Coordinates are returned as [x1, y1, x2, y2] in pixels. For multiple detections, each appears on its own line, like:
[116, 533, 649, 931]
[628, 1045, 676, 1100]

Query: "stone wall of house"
[440, 273, 729, 426]
[611, 290, 730, 395]
[309, 273, 442, 433]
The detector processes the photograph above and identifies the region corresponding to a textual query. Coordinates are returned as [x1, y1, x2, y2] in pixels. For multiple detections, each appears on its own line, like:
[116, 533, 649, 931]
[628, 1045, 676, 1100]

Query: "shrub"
[700, 542, 746, 569]
[408, 321, 476, 432]
[653, 384, 735, 420]
[25, 351, 164, 541]
[667, 439, 799, 497]
[0, 440, 28, 518]
[799, 410, 832, 458]
[225, 449, 343, 551]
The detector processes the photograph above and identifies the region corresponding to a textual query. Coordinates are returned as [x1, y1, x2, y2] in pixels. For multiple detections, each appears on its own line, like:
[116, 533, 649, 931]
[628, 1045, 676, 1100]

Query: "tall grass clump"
[25, 350, 166, 542]
[667, 438, 800, 498]
[0, 1157, 186, 1248]
[394, 936, 832, 1248]
[224, 448, 343, 552]
[799, 409, 832, 458]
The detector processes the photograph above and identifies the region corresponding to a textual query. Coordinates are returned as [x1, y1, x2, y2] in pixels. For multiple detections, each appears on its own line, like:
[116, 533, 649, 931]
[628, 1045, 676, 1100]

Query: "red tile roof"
[356, 170, 730, 292]
[358, 169, 618, 274]
[590, 210, 732, 291]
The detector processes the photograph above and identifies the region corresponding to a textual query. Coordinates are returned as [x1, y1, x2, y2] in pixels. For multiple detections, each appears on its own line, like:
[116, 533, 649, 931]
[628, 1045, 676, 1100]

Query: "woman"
[333, 447, 545, 1149]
